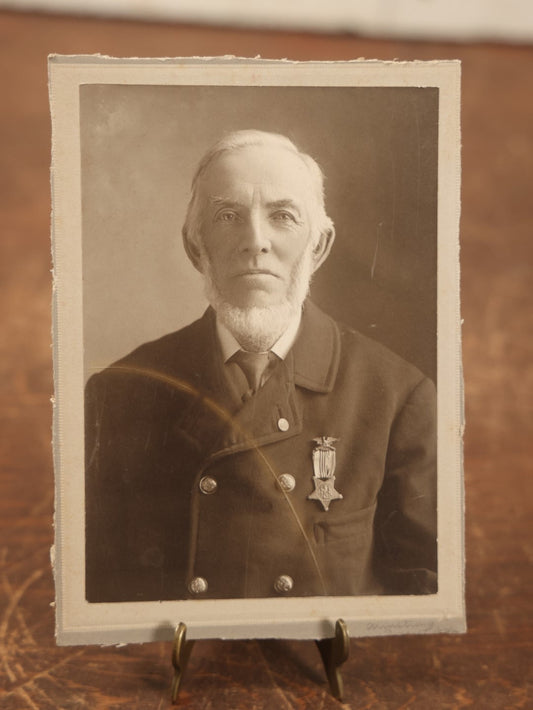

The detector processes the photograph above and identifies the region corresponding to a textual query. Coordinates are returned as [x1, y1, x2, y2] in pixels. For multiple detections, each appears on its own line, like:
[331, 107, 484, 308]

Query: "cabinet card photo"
[49, 56, 464, 645]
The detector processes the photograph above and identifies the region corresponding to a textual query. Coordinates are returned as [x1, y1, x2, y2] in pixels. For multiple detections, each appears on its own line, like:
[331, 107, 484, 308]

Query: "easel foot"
[171, 622, 195, 705]
[315, 618, 350, 701]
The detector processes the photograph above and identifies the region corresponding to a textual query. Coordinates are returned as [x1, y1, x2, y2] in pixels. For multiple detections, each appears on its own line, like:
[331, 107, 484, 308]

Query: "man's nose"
[240, 213, 271, 254]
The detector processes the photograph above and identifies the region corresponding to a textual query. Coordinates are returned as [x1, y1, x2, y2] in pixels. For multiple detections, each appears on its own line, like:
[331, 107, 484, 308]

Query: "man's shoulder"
[339, 321, 416, 368]
[334, 317, 432, 394]
[87, 310, 212, 389]
[120, 312, 210, 365]
[297, 300, 433, 396]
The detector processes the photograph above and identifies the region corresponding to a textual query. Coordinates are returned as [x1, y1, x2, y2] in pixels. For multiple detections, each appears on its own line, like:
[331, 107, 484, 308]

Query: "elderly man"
[85, 129, 437, 603]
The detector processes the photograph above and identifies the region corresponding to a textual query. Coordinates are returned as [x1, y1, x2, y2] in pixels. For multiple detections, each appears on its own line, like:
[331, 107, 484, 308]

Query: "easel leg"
[170, 620, 349, 703]
[171, 622, 195, 705]
[315, 618, 350, 701]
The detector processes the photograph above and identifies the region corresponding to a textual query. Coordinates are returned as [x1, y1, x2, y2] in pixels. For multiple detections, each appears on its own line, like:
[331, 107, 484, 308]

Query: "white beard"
[201, 246, 315, 352]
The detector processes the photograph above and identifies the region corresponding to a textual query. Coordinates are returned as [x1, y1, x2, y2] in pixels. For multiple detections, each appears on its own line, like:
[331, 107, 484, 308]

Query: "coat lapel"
[292, 300, 340, 394]
[201, 300, 342, 461]
[164, 308, 240, 458]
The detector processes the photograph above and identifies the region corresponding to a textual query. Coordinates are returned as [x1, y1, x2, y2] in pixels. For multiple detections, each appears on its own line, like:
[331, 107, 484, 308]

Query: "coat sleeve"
[84, 371, 131, 602]
[374, 376, 438, 594]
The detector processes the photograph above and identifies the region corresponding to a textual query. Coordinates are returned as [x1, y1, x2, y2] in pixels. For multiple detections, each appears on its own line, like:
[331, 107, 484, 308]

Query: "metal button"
[199, 476, 217, 495]
[188, 576, 208, 594]
[277, 417, 289, 432]
[274, 574, 294, 594]
[278, 473, 296, 492]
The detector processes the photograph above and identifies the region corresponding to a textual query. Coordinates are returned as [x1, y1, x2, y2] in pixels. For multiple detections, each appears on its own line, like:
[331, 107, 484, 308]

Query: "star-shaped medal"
[307, 436, 343, 511]
[308, 476, 343, 511]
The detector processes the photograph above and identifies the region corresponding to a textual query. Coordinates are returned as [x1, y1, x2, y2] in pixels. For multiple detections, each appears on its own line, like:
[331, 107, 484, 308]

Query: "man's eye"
[271, 211, 296, 223]
[216, 210, 239, 222]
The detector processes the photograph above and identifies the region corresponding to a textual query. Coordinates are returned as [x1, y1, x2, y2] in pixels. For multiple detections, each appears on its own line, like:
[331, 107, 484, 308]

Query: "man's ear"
[311, 225, 335, 272]
[182, 229, 204, 273]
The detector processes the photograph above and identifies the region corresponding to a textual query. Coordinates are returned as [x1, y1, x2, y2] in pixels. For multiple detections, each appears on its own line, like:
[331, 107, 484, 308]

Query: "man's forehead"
[199, 144, 313, 193]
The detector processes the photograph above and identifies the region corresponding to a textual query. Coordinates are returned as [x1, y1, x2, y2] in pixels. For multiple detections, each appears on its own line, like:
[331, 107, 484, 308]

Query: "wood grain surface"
[1, 9, 532, 709]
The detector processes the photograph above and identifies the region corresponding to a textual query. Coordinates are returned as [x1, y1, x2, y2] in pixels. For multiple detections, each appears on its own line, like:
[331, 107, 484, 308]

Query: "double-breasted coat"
[85, 301, 437, 602]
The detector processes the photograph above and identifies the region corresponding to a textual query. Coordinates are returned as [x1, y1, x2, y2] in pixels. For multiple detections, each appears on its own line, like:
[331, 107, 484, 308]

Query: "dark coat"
[85, 301, 437, 602]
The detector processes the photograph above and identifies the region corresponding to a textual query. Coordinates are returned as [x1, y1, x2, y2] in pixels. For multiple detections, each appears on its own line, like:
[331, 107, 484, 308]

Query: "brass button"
[188, 577, 208, 594]
[277, 417, 289, 432]
[278, 474, 296, 492]
[199, 476, 217, 494]
[274, 574, 294, 593]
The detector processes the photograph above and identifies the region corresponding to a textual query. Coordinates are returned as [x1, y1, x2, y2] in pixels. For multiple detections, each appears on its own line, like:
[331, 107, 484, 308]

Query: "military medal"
[308, 436, 343, 511]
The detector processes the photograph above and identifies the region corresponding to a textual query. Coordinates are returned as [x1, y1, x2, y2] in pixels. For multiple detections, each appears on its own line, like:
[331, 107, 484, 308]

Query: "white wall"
[3, 0, 533, 43]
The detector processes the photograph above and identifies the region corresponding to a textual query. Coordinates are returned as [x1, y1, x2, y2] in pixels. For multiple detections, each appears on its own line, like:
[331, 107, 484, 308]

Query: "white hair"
[182, 129, 334, 263]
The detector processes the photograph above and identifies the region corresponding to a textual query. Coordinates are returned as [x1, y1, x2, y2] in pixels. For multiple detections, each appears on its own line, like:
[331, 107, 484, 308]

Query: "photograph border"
[49, 55, 464, 645]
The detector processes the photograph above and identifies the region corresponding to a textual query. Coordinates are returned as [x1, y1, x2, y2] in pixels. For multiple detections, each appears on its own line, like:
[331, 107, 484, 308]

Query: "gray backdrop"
[81, 85, 438, 383]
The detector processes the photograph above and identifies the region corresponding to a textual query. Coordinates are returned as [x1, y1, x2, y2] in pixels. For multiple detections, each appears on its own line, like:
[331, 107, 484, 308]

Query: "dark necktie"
[232, 350, 272, 394]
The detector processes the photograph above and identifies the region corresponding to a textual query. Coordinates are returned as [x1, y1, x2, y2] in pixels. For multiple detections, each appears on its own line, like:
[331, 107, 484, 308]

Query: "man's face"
[197, 144, 316, 310]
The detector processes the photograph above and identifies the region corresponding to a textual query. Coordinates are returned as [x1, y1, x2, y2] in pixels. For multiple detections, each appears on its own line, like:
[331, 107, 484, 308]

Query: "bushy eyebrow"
[208, 196, 302, 215]
[209, 196, 241, 209]
[266, 199, 302, 215]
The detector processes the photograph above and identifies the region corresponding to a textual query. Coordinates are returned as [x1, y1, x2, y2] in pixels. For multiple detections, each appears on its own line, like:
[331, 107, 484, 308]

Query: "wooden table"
[1, 10, 531, 708]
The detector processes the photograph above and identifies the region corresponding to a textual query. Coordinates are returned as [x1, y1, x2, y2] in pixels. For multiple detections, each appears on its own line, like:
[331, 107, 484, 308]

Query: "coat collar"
[200, 299, 340, 394]
[292, 300, 341, 393]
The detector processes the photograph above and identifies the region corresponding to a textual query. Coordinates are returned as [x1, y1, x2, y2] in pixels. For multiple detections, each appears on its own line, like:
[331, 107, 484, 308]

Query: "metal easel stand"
[171, 623, 195, 704]
[170, 618, 350, 704]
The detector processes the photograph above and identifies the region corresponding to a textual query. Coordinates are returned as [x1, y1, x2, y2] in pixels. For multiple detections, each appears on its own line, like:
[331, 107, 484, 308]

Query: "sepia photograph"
[50, 57, 463, 644]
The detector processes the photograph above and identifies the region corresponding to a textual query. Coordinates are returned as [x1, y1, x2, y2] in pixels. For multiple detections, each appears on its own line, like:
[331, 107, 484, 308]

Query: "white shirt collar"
[216, 310, 302, 362]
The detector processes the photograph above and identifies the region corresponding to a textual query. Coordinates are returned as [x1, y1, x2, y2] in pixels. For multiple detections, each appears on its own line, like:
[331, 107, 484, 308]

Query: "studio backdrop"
[80, 85, 438, 383]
